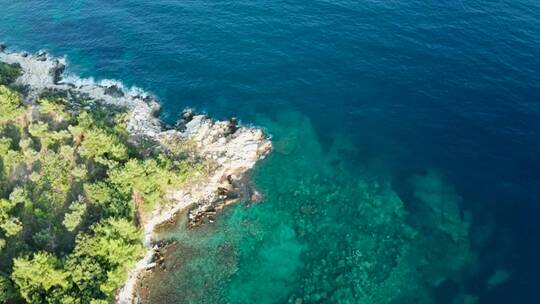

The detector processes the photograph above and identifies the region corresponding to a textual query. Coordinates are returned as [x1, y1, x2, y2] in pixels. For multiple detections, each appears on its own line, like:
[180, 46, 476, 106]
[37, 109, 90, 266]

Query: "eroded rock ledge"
[0, 47, 272, 304]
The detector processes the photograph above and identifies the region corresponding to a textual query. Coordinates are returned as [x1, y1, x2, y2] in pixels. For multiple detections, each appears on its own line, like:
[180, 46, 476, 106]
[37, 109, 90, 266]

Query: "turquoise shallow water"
[1, 0, 540, 303]
[149, 111, 475, 304]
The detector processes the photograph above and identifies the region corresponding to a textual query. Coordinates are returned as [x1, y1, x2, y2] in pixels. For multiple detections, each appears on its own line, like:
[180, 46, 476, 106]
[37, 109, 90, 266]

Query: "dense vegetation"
[0, 65, 199, 303]
[0, 62, 21, 86]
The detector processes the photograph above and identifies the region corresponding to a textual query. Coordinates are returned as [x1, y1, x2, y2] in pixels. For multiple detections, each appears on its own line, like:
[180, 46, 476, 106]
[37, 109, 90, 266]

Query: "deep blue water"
[2, 1, 540, 303]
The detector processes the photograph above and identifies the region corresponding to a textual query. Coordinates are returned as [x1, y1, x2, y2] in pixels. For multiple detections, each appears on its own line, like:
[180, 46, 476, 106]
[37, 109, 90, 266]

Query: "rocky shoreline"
[0, 46, 272, 304]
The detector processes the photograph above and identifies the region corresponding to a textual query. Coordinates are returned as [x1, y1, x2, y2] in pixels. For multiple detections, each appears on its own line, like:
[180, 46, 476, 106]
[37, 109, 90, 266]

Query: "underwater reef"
[139, 112, 479, 304]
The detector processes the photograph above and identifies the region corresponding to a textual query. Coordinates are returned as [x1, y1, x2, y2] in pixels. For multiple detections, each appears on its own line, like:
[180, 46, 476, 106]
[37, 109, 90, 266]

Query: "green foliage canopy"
[0, 62, 21, 86]
[0, 84, 198, 303]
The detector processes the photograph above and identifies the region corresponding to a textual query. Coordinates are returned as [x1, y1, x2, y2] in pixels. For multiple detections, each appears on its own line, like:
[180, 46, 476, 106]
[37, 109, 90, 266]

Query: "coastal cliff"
[0, 46, 271, 303]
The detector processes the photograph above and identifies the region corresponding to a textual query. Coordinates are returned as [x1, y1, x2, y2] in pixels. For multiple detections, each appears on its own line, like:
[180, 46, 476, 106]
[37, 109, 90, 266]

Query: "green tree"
[0, 198, 23, 237]
[38, 98, 70, 123]
[12, 252, 69, 303]
[0, 62, 21, 85]
[110, 158, 188, 211]
[0, 217, 22, 236]
[63, 199, 87, 232]
[28, 122, 71, 150]
[0, 85, 24, 126]
[0, 274, 17, 302]
[84, 181, 132, 218]
[66, 218, 144, 301]
[79, 128, 128, 168]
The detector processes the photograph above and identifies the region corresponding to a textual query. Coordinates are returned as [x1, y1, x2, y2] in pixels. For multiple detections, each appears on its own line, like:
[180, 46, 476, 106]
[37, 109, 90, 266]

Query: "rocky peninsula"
[0, 46, 271, 303]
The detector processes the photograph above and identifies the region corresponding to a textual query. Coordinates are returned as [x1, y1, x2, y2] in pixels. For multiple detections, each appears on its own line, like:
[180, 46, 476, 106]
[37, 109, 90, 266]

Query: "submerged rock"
[486, 269, 510, 291]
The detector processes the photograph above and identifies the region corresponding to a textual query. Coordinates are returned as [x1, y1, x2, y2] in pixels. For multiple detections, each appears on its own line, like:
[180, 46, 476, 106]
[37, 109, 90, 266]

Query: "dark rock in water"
[174, 121, 186, 132]
[150, 102, 161, 116]
[174, 108, 196, 131]
[104, 84, 125, 98]
[143, 95, 154, 103]
[181, 108, 195, 122]
[0, 43, 6, 52]
[22, 52, 29, 58]
[36, 51, 47, 61]
[227, 117, 239, 135]
[52, 60, 65, 84]
[153, 239, 171, 249]
[217, 186, 230, 196]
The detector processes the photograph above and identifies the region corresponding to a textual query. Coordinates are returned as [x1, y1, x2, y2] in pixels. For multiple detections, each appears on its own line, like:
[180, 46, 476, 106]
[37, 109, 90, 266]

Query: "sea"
[1, 1, 539, 303]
